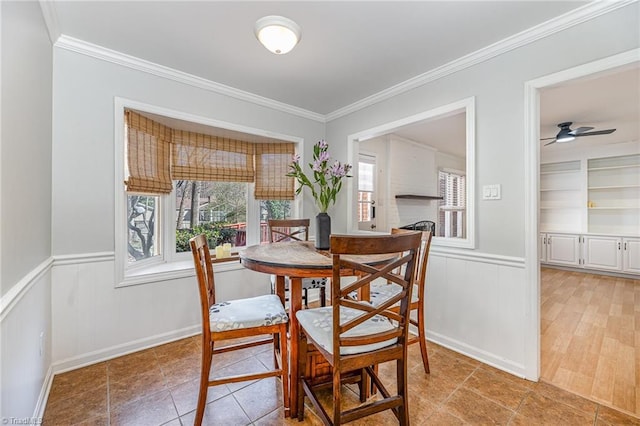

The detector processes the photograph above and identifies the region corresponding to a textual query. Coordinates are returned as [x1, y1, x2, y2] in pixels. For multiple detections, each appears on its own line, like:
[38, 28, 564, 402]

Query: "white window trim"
[346, 96, 476, 249]
[114, 97, 304, 287]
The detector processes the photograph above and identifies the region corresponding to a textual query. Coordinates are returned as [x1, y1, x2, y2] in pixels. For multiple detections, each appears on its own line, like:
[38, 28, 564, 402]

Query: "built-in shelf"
[395, 194, 443, 200]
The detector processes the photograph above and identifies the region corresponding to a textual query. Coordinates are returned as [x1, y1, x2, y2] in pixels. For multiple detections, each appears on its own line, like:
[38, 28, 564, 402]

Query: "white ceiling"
[49, 1, 587, 115]
[47, 1, 638, 155]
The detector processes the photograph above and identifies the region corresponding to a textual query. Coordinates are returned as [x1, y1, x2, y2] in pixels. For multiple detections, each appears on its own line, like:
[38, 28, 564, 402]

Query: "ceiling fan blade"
[544, 139, 557, 146]
[574, 129, 616, 137]
[571, 126, 594, 135]
[540, 137, 557, 141]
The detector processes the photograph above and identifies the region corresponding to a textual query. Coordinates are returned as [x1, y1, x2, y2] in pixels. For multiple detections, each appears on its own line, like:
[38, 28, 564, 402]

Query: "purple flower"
[291, 154, 300, 163]
[312, 159, 324, 172]
[329, 161, 345, 177]
[317, 139, 328, 149]
[318, 151, 330, 163]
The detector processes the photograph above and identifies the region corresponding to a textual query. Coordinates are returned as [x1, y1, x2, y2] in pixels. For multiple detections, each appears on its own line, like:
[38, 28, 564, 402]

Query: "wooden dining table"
[239, 240, 396, 418]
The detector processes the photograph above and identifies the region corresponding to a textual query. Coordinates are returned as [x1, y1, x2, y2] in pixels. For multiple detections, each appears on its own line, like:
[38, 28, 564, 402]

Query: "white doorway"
[523, 48, 639, 384]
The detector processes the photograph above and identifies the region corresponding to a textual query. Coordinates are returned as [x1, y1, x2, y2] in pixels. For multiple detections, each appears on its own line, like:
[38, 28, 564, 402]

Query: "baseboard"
[52, 324, 200, 374]
[33, 365, 54, 420]
[427, 330, 531, 381]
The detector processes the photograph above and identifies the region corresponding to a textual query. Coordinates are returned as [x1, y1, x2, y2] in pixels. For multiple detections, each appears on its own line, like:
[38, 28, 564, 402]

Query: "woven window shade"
[254, 143, 295, 200]
[171, 130, 255, 182]
[125, 110, 173, 194]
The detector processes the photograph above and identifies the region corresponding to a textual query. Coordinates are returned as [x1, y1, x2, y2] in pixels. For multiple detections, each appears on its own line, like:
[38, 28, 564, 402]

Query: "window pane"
[259, 200, 294, 243]
[358, 191, 372, 222]
[127, 195, 159, 263]
[438, 171, 466, 238]
[175, 180, 248, 252]
[358, 162, 374, 192]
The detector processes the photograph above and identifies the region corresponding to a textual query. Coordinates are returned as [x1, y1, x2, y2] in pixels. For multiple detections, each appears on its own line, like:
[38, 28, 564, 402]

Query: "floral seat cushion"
[296, 306, 397, 355]
[209, 294, 288, 332]
[369, 282, 420, 308]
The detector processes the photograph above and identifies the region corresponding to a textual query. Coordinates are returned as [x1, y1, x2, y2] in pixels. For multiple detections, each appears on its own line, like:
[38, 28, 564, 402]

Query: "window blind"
[123, 109, 295, 200]
[124, 110, 173, 194]
[254, 143, 295, 200]
[171, 130, 255, 182]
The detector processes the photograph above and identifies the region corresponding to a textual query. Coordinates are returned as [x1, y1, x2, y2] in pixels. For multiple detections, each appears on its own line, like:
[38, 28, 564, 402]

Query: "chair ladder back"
[415, 231, 433, 303]
[267, 219, 310, 243]
[189, 234, 217, 334]
[330, 232, 421, 352]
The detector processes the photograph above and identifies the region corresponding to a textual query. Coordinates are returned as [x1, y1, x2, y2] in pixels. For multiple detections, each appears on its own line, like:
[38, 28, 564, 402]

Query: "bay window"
[117, 103, 298, 285]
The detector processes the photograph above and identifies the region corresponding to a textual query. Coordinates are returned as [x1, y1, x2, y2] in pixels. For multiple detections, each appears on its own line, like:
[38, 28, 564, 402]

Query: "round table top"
[239, 241, 395, 277]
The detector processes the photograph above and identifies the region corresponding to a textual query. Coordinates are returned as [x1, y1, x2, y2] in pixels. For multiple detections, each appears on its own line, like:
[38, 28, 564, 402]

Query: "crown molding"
[54, 35, 326, 123]
[325, 0, 637, 121]
[38, 0, 61, 44]
[49, 1, 634, 124]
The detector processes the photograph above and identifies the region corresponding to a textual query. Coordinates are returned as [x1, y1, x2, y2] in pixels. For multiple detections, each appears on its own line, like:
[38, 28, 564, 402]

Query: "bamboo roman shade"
[172, 130, 255, 182]
[124, 109, 294, 200]
[254, 143, 295, 200]
[125, 111, 173, 194]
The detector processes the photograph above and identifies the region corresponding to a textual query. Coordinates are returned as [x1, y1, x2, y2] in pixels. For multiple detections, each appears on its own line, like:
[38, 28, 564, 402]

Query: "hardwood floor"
[541, 267, 640, 417]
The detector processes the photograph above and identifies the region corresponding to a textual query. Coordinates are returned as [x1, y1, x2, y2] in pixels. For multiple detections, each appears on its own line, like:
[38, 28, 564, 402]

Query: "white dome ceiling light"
[254, 15, 301, 55]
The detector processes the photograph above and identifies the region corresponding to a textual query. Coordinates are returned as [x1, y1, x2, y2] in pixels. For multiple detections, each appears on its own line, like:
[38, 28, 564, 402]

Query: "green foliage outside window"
[175, 223, 237, 252]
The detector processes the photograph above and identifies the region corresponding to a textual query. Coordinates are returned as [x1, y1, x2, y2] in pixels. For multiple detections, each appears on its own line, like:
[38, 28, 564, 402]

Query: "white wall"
[0, 1, 53, 420]
[50, 48, 324, 369]
[326, 3, 639, 377]
[388, 136, 438, 229]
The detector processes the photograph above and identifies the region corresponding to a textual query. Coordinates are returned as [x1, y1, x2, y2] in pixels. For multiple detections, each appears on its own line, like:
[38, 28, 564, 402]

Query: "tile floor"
[43, 335, 640, 425]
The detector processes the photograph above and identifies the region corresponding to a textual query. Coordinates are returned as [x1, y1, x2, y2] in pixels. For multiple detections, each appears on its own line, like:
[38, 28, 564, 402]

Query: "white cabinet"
[623, 238, 640, 274]
[540, 233, 548, 262]
[541, 233, 639, 275]
[583, 236, 622, 271]
[545, 233, 580, 266]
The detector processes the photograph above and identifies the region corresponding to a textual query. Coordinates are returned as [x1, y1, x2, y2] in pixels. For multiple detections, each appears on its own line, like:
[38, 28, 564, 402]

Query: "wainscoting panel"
[51, 257, 271, 372]
[0, 263, 52, 420]
[425, 252, 528, 377]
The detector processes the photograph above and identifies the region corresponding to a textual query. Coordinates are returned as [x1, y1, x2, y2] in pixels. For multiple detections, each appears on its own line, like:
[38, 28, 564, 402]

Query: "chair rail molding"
[0, 257, 53, 322]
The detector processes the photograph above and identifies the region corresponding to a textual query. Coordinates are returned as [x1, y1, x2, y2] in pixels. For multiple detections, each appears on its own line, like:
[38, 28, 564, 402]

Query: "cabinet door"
[546, 234, 581, 266]
[539, 233, 547, 262]
[583, 236, 622, 271]
[623, 238, 640, 274]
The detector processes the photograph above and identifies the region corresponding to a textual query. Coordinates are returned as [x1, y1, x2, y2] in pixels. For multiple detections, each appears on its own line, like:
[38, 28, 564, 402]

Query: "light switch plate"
[482, 184, 501, 200]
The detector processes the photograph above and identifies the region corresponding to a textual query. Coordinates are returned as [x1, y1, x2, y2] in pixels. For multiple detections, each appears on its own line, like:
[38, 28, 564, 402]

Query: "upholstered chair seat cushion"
[209, 294, 288, 332]
[369, 282, 420, 307]
[296, 306, 396, 355]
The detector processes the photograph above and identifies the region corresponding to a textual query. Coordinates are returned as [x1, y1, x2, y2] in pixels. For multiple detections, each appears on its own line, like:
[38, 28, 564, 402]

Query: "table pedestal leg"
[288, 277, 303, 419]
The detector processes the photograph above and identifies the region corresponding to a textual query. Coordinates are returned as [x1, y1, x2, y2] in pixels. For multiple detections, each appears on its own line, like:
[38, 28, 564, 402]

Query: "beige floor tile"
[110, 390, 179, 426]
[179, 393, 251, 426]
[444, 387, 515, 424]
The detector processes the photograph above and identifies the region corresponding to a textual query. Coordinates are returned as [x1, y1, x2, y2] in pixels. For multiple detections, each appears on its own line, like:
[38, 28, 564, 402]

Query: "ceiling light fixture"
[254, 15, 301, 55]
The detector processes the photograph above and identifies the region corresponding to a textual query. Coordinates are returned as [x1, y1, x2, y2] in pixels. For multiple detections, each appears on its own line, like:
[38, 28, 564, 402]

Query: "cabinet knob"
[618, 242, 621, 250]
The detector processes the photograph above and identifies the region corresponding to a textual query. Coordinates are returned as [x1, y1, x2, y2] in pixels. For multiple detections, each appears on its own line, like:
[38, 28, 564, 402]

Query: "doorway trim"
[523, 48, 639, 380]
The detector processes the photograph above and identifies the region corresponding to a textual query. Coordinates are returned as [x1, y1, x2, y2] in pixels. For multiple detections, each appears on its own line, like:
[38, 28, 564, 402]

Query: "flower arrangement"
[287, 140, 352, 213]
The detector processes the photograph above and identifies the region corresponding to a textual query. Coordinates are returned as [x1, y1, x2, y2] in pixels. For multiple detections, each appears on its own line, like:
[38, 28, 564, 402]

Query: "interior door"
[357, 154, 377, 231]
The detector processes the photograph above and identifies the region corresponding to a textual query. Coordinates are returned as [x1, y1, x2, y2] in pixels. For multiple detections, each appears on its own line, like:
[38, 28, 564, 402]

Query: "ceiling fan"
[542, 122, 616, 146]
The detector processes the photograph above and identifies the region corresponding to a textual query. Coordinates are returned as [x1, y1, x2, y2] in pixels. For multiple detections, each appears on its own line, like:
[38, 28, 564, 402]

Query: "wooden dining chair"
[189, 234, 289, 425]
[267, 219, 327, 307]
[368, 229, 433, 374]
[296, 232, 422, 425]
